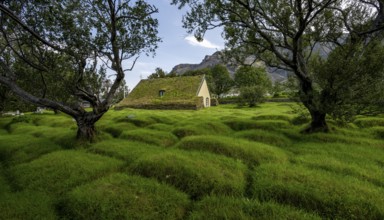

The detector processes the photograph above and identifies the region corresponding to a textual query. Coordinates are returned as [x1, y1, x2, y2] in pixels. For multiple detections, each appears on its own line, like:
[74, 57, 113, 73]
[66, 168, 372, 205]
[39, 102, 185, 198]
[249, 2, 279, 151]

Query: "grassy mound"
[0, 191, 56, 220]
[172, 121, 231, 138]
[235, 129, 292, 147]
[176, 135, 287, 166]
[353, 117, 384, 128]
[0, 167, 11, 195]
[188, 196, 321, 220]
[10, 150, 124, 195]
[61, 173, 189, 220]
[224, 119, 290, 131]
[89, 139, 163, 163]
[0, 134, 62, 166]
[120, 129, 178, 147]
[293, 154, 384, 187]
[250, 163, 384, 219]
[252, 114, 292, 122]
[130, 150, 247, 199]
[117, 116, 157, 127]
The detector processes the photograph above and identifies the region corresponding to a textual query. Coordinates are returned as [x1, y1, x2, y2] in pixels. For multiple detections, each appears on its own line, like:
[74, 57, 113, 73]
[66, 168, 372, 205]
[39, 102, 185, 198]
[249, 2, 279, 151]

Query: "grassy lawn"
[0, 102, 384, 219]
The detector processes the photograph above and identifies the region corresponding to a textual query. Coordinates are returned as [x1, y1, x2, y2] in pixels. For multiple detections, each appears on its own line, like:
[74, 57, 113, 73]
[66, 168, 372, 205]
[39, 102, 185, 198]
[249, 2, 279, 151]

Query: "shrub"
[250, 163, 384, 219]
[61, 173, 189, 220]
[129, 150, 247, 199]
[235, 129, 292, 147]
[120, 129, 178, 147]
[188, 196, 321, 220]
[10, 150, 124, 195]
[176, 135, 287, 166]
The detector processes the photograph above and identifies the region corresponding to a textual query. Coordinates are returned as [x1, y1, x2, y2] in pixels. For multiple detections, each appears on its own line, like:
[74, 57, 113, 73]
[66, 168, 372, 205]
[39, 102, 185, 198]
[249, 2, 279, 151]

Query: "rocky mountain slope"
[170, 51, 288, 82]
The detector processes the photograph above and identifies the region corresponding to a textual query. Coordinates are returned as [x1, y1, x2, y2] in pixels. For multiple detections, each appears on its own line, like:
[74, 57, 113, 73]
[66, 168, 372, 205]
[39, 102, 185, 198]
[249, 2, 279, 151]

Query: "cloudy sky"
[121, 0, 224, 90]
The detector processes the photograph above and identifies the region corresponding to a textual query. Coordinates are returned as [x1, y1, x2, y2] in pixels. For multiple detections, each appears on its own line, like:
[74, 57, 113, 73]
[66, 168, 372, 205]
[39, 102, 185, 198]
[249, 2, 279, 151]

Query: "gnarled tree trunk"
[299, 76, 329, 133]
[74, 113, 104, 141]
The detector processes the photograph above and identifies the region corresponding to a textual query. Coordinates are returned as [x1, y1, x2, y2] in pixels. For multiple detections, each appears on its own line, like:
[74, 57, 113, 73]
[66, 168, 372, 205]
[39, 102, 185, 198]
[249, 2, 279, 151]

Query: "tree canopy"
[172, 0, 384, 132]
[0, 0, 160, 140]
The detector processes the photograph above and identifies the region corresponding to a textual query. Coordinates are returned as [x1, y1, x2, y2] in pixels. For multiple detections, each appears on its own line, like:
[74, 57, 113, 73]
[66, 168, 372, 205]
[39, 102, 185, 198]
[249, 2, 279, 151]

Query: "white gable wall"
[197, 78, 211, 107]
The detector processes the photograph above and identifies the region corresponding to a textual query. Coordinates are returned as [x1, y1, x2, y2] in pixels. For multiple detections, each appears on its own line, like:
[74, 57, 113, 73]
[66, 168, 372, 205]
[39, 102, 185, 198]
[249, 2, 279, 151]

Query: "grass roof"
[118, 75, 204, 108]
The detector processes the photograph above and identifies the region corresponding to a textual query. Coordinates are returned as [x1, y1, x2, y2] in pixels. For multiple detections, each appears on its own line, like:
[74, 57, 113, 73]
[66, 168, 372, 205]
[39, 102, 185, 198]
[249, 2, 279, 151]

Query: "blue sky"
[122, 0, 224, 90]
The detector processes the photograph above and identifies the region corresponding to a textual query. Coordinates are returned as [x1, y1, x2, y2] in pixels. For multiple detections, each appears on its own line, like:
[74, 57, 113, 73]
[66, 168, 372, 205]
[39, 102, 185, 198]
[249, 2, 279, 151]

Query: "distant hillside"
[170, 51, 288, 82]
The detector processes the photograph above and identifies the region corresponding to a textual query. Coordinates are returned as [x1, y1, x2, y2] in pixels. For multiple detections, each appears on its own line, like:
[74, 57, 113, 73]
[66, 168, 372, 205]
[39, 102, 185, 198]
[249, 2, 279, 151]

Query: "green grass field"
[1, 102, 384, 219]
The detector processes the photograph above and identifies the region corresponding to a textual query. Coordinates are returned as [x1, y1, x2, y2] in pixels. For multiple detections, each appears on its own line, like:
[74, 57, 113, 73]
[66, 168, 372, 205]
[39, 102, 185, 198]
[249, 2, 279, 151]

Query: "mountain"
[170, 51, 288, 82]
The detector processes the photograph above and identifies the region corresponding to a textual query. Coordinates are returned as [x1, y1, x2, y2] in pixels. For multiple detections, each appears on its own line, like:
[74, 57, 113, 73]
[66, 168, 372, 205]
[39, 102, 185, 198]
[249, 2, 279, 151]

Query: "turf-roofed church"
[118, 75, 211, 110]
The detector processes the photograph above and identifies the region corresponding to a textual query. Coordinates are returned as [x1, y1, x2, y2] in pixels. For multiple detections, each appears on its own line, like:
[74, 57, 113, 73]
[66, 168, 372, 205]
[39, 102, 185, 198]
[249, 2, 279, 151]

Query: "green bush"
[120, 129, 178, 147]
[188, 196, 321, 220]
[61, 173, 190, 220]
[0, 191, 56, 220]
[176, 135, 287, 166]
[10, 150, 124, 195]
[250, 163, 384, 219]
[235, 129, 292, 147]
[130, 150, 247, 199]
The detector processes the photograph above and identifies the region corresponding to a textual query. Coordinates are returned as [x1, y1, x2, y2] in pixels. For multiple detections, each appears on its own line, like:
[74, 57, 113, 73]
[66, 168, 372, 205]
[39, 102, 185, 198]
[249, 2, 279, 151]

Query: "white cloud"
[185, 35, 222, 49]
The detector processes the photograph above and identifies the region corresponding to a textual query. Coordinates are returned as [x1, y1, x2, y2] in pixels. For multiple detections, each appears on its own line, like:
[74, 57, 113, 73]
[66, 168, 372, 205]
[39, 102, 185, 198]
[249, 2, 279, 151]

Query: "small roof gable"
[118, 75, 205, 107]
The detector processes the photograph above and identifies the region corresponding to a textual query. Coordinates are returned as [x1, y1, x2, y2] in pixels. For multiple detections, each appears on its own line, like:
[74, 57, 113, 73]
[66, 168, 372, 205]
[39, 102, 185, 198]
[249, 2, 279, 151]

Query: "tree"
[171, 0, 384, 132]
[0, 0, 160, 140]
[148, 67, 167, 79]
[234, 66, 271, 107]
[207, 64, 233, 98]
[311, 40, 384, 122]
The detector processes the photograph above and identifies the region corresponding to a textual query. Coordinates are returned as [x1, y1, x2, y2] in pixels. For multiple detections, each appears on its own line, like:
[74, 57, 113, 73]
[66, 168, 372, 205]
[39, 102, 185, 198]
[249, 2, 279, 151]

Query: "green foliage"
[61, 173, 190, 220]
[176, 135, 287, 166]
[147, 67, 167, 79]
[206, 64, 234, 98]
[312, 40, 384, 122]
[10, 150, 124, 195]
[188, 196, 321, 220]
[234, 66, 272, 107]
[130, 150, 247, 199]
